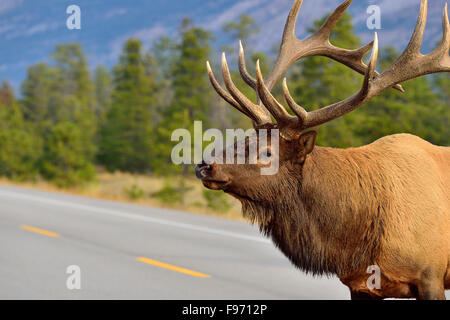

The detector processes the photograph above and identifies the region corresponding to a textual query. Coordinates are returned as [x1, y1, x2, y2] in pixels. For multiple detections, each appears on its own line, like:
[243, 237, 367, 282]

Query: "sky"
[0, 0, 447, 93]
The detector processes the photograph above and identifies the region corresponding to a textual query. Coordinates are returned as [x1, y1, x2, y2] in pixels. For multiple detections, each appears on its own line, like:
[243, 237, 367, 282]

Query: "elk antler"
[207, 0, 449, 140]
[238, 0, 403, 93]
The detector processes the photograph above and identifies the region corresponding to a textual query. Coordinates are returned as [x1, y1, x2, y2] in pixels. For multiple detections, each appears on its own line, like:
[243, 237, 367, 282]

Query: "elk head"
[196, 0, 449, 205]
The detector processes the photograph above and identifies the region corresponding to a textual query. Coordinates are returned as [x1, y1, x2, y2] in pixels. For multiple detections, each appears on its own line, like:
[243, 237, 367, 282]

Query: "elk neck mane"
[240, 144, 392, 277]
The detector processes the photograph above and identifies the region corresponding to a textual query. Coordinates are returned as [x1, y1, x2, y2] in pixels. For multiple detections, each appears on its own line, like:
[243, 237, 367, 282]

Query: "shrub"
[151, 181, 182, 204]
[40, 122, 95, 187]
[123, 184, 146, 200]
[151, 178, 195, 204]
[0, 128, 41, 181]
[202, 189, 231, 213]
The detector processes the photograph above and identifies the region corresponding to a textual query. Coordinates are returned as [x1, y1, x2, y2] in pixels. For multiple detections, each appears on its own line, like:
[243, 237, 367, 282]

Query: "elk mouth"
[202, 179, 231, 190]
[195, 163, 230, 190]
[195, 163, 212, 180]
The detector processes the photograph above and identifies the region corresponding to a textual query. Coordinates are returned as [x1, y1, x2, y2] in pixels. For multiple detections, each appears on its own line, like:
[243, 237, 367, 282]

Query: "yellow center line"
[137, 257, 210, 278]
[21, 225, 60, 238]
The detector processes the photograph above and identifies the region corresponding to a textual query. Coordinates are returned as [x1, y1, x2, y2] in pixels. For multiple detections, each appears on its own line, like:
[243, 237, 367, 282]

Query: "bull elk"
[196, 0, 450, 299]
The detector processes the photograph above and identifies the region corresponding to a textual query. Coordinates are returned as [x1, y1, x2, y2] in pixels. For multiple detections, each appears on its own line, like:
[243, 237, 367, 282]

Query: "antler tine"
[369, 0, 449, 95]
[253, 33, 381, 135]
[283, 0, 303, 41]
[313, 0, 402, 92]
[236, 0, 304, 99]
[255, 60, 293, 124]
[238, 41, 257, 90]
[315, 0, 352, 40]
[432, 2, 450, 69]
[301, 33, 380, 129]
[264, 0, 303, 91]
[282, 78, 308, 123]
[206, 61, 255, 120]
[440, 3, 450, 47]
[405, 0, 428, 55]
[365, 33, 379, 93]
[263, 0, 403, 92]
[221, 53, 272, 126]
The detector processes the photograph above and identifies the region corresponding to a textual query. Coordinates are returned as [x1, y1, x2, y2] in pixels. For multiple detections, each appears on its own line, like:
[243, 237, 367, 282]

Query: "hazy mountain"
[0, 0, 447, 91]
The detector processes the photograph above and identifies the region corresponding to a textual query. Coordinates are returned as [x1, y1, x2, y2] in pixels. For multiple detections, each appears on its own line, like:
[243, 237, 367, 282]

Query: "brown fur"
[199, 133, 450, 299]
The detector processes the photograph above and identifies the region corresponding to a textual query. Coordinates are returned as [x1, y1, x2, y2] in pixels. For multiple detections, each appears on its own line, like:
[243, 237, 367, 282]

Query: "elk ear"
[298, 131, 317, 155]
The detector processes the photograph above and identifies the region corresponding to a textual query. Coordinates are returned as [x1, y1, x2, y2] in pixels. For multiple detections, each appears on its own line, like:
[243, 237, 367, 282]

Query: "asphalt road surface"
[1, 184, 448, 300]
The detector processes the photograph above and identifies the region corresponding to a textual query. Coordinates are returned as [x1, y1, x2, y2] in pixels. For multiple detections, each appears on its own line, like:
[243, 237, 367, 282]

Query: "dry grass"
[0, 172, 244, 221]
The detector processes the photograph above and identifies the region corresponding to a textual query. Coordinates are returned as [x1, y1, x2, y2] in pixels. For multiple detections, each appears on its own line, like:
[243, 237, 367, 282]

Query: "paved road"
[1, 184, 447, 300]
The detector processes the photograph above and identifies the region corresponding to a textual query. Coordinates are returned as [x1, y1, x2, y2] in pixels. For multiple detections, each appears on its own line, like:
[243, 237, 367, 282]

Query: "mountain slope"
[0, 0, 446, 91]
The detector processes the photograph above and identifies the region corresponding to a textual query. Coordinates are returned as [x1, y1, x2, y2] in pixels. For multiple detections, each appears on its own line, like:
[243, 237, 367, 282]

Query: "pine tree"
[0, 81, 15, 106]
[99, 39, 156, 172]
[435, 74, 450, 106]
[220, 13, 267, 130]
[40, 121, 95, 187]
[153, 19, 213, 203]
[155, 19, 212, 172]
[93, 65, 112, 121]
[151, 36, 177, 120]
[35, 43, 97, 185]
[0, 82, 41, 180]
[360, 47, 449, 146]
[171, 19, 213, 125]
[223, 14, 260, 42]
[51, 44, 97, 155]
[434, 74, 450, 145]
[21, 64, 54, 125]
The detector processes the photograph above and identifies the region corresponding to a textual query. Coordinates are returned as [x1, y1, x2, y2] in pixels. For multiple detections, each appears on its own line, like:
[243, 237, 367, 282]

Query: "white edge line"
[0, 189, 271, 244]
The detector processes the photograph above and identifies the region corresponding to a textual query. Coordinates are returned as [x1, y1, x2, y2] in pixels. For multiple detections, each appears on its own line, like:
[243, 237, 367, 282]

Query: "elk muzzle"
[195, 161, 231, 190]
[195, 161, 212, 179]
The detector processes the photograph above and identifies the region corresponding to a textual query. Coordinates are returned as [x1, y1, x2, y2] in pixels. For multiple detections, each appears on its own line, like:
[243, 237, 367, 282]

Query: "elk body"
[196, 0, 450, 299]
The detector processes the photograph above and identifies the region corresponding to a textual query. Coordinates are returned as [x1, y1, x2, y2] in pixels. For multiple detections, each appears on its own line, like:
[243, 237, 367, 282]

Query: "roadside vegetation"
[0, 172, 242, 220]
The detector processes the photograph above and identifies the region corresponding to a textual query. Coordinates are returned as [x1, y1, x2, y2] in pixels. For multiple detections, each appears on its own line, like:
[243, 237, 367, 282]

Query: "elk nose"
[195, 161, 212, 179]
